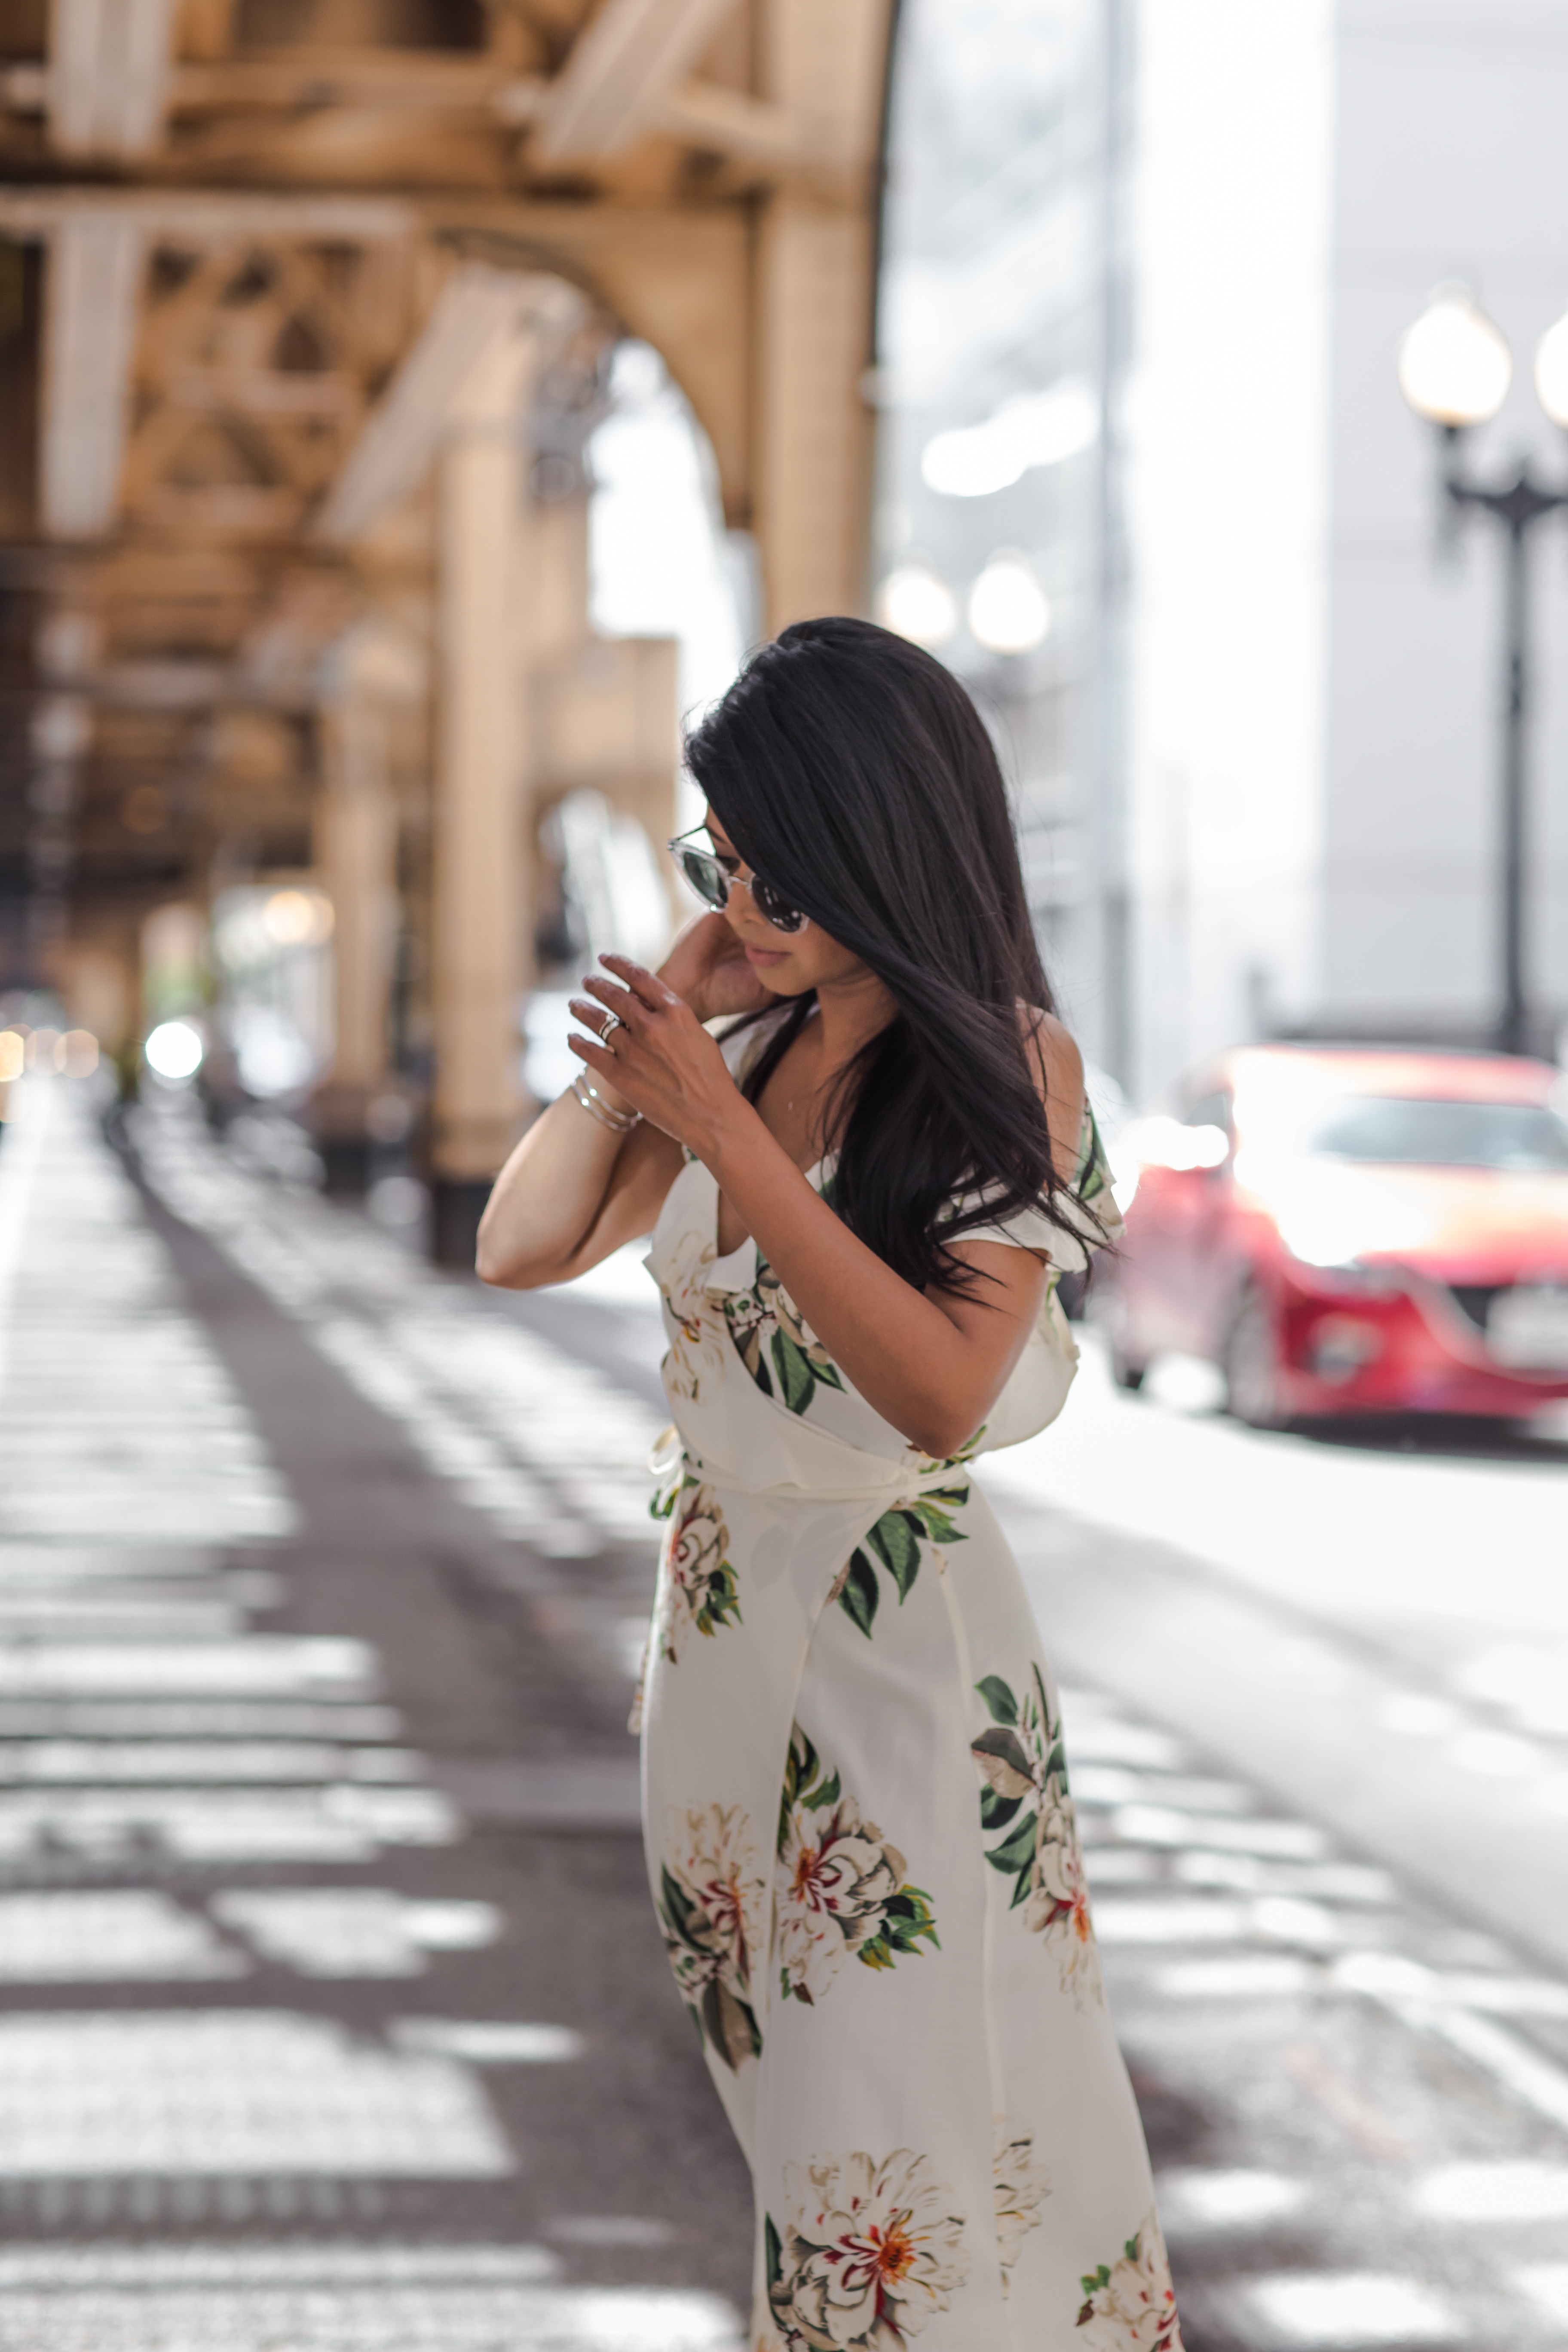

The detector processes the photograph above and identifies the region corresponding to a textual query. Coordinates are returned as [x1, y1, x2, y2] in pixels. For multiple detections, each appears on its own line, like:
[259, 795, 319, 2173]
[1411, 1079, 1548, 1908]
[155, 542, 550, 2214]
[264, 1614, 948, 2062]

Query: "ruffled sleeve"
[937, 1107, 1122, 1273]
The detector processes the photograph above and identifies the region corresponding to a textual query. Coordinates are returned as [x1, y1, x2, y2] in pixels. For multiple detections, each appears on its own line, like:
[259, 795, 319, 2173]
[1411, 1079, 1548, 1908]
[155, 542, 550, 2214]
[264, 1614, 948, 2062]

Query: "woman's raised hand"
[570, 954, 761, 1159]
[657, 911, 778, 1023]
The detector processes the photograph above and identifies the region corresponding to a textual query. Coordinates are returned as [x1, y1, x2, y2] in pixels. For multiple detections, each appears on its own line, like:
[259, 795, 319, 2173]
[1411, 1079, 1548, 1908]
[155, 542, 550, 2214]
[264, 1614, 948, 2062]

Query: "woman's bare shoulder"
[1016, 1004, 1084, 1098]
[1017, 1004, 1085, 1179]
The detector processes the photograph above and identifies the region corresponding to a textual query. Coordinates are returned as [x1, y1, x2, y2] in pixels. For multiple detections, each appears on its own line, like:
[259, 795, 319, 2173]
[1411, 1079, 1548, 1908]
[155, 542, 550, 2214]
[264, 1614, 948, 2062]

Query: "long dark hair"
[684, 616, 1089, 1296]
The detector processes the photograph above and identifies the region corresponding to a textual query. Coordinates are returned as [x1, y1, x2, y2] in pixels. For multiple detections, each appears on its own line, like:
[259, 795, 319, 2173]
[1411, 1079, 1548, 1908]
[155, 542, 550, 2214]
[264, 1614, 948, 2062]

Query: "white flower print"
[1076, 2214, 1182, 2352]
[661, 1225, 730, 1403]
[992, 2118, 1050, 2285]
[654, 1479, 741, 1664]
[780, 1797, 903, 2004]
[775, 1728, 939, 2005]
[1026, 1778, 1101, 2007]
[656, 1804, 769, 2071]
[778, 1802, 902, 2003]
[768, 2148, 970, 2350]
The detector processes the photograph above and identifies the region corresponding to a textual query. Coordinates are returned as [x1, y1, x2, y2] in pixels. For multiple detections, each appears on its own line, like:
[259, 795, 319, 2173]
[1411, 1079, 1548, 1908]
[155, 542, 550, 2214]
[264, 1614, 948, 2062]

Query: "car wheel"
[1109, 1346, 1147, 1393]
[1224, 1289, 1286, 1429]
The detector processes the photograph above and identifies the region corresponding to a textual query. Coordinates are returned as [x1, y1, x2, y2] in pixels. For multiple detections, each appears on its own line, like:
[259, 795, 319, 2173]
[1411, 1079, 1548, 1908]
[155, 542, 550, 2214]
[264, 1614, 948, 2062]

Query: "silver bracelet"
[570, 1072, 641, 1134]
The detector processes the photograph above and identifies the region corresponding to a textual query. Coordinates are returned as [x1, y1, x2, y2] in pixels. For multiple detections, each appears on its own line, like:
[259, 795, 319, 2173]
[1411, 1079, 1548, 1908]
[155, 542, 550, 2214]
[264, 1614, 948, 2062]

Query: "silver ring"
[600, 1010, 623, 1042]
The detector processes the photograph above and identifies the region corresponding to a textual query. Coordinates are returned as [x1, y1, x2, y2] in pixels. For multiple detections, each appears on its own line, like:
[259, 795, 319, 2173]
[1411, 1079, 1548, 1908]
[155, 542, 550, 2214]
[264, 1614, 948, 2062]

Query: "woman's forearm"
[476, 1087, 668, 1287]
[706, 1107, 1041, 1456]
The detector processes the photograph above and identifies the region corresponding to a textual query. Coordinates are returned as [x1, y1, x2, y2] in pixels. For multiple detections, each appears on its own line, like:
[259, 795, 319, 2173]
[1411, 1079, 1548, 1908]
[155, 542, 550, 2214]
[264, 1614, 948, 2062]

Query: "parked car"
[1097, 1044, 1568, 1424]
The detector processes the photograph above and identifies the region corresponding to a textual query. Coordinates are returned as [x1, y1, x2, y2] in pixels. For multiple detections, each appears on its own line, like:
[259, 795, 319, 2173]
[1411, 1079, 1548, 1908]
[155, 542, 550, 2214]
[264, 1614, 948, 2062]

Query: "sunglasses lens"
[677, 849, 729, 911]
[753, 878, 807, 933]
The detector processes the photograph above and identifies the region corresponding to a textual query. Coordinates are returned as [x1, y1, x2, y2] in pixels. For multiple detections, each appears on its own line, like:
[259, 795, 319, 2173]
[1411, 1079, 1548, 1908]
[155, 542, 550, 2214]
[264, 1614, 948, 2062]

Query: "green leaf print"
[777, 1725, 842, 1849]
[975, 1673, 1018, 1726]
[833, 1485, 970, 1637]
[765, 2213, 784, 2292]
[971, 1666, 1103, 2006]
[700, 1975, 762, 2069]
[721, 1258, 845, 1417]
[857, 1884, 940, 1971]
[867, 1509, 922, 1597]
[774, 1329, 816, 1413]
[985, 1812, 1038, 1879]
[838, 1550, 880, 1637]
[657, 1863, 698, 1942]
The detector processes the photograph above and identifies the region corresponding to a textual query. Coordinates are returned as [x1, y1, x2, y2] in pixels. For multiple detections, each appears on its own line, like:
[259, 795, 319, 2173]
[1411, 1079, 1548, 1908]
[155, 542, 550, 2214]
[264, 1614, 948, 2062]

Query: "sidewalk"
[2, 1072, 1565, 2349]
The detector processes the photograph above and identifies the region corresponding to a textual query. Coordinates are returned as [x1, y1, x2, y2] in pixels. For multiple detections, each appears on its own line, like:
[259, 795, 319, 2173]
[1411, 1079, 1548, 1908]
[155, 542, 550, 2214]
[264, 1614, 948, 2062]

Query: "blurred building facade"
[877, 0, 1568, 1102]
[875, 0, 1131, 1079]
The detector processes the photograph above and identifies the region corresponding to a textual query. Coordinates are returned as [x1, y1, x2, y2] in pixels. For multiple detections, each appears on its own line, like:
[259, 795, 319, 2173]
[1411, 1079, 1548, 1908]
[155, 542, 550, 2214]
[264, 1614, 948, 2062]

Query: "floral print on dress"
[776, 1726, 939, 2005]
[766, 2148, 971, 2350]
[660, 1226, 732, 1403]
[723, 1256, 846, 1416]
[1076, 2215, 1182, 2352]
[644, 1036, 1170, 2348]
[830, 1485, 970, 1638]
[971, 1666, 1102, 2008]
[993, 2118, 1051, 2289]
[655, 1803, 767, 2071]
[649, 1473, 741, 1662]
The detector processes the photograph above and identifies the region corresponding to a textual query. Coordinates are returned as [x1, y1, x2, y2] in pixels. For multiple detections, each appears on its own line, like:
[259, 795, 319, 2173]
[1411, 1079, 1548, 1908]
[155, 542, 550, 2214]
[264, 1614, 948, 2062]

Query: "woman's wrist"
[567, 1063, 638, 1122]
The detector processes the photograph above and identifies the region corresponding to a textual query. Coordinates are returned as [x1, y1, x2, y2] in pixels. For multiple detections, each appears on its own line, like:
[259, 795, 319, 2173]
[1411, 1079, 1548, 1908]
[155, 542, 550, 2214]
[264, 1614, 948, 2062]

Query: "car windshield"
[1303, 1094, 1568, 1173]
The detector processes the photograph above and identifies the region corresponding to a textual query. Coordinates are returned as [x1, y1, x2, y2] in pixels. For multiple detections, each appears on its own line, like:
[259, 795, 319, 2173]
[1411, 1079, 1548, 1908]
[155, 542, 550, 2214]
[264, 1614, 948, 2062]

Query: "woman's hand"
[657, 912, 778, 1023]
[570, 953, 763, 1161]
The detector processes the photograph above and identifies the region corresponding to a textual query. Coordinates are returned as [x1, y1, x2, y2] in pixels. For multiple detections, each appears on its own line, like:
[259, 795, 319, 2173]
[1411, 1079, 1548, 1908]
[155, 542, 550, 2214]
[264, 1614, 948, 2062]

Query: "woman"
[478, 618, 1180, 2352]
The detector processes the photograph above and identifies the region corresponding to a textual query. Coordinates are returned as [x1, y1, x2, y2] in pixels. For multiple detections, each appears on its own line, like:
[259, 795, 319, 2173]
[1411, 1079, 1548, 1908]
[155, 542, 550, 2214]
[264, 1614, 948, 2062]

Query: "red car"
[1099, 1044, 1568, 1425]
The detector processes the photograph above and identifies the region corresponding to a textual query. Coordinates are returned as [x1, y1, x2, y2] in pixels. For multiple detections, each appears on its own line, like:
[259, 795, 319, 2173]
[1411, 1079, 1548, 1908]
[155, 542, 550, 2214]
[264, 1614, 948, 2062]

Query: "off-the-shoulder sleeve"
[937, 1108, 1122, 1271]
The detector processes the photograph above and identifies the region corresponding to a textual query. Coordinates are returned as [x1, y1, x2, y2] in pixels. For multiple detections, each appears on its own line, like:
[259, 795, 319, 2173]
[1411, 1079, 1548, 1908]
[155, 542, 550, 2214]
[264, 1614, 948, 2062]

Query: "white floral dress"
[638, 1012, 1181, 2352]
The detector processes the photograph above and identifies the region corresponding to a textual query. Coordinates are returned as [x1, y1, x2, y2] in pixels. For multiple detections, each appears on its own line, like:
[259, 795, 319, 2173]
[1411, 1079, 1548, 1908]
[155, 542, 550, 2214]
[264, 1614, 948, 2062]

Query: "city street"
[2, 1067, 1567, 2352]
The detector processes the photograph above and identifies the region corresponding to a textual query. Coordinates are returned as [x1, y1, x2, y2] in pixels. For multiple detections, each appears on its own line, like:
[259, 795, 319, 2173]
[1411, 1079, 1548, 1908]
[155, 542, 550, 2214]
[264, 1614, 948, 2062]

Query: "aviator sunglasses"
[667, 827, 810, 934]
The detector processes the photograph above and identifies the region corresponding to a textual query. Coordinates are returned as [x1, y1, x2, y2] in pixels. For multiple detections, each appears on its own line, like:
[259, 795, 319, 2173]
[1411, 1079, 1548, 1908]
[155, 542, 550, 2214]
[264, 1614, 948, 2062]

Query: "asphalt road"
[0, 1069, 1565, 2352]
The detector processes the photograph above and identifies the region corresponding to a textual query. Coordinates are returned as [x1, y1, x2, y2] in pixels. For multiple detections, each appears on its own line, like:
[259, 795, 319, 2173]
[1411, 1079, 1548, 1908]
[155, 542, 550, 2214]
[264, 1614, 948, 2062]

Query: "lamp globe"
[1398, 286, 1512, 428]
[1534, 306, 1568, 428]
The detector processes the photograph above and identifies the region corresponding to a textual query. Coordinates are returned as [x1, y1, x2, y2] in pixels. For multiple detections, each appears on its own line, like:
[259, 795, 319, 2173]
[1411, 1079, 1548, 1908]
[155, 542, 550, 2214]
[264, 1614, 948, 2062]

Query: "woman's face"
[704, 808, 871, 998]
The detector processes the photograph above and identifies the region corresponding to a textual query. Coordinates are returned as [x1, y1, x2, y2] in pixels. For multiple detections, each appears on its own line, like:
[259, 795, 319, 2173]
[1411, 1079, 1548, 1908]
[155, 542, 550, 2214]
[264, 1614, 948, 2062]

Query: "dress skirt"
[636, 1100, 1182, 2352]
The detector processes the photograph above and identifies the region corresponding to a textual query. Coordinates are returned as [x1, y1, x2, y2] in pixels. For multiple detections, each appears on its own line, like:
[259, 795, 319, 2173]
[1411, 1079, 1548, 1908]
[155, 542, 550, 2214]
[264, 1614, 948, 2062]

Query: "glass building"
[874, 0, 1131, 1083]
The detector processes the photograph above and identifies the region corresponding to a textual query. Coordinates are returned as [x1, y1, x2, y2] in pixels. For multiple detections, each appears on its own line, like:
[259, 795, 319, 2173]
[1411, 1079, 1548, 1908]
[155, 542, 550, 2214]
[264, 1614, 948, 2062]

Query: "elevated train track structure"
[0, 0, 893, 1251]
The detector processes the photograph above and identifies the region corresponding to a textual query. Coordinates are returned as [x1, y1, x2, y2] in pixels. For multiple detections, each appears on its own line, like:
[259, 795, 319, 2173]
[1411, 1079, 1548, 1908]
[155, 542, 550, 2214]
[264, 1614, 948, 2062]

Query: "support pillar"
[312, 688, 398, 1194]
[753, 0, 890, 629]
[429, 324, 537, 1266]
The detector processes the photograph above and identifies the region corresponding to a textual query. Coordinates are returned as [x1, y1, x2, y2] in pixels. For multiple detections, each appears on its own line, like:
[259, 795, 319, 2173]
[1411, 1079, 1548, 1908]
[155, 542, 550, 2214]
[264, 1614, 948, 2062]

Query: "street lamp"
[1400, 284, 1568, 1056]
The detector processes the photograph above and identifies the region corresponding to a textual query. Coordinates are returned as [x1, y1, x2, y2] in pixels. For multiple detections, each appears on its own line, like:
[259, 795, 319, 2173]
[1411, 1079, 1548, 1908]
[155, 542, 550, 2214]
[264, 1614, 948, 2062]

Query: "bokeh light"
[966, 555, 1050, 655]
[262, 889, 334, 947]
[144, 1021, 204, 1081]
[876, 564, 958, 647]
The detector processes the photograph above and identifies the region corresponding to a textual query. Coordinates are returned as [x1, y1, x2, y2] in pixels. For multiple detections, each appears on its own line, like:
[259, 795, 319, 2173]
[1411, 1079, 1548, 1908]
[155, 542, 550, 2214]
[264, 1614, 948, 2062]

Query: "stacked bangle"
[571, 1072, 641, 1134]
